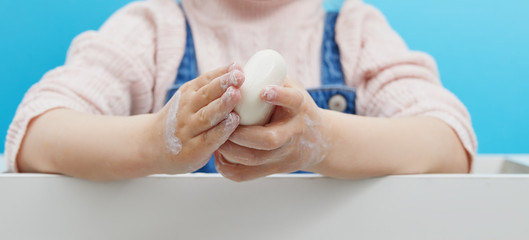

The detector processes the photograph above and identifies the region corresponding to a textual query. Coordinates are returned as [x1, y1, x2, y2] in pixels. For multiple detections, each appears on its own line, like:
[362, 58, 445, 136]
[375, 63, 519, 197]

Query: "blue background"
[1, 0, 529, 154]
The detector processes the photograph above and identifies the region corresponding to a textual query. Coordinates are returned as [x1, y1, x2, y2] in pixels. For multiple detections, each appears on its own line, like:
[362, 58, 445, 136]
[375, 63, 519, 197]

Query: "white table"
[1, 155, 529, 240]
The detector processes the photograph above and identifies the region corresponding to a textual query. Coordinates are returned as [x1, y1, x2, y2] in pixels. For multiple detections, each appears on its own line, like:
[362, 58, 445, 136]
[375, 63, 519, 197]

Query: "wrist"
[134, 113, 164, 175]
[303, 109, 335, 173]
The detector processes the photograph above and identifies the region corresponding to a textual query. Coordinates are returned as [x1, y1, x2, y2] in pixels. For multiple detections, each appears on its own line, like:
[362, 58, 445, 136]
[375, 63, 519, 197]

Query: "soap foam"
[299, 115, 329, 168]
[262, 86, 278, 102]
[164, 91, 183, 155]
[225, 112, 239, 132]
[220, 73, 231, 91]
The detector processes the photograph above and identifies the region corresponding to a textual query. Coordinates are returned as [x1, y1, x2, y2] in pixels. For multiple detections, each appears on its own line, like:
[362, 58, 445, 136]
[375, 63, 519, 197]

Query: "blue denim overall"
[166, 7, 356, 173]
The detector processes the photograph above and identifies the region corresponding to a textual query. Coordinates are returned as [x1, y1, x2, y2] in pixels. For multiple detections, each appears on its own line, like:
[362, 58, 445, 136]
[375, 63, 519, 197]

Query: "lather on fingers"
[261, 83, 305, 113]
[193, 86, 241, 134]
[193, 70, 245, 111]
[191, 62, 243, 91]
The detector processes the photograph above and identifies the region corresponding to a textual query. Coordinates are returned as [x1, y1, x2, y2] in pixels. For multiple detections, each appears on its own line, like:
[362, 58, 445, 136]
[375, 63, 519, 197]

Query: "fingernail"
[221, 87, 236, 105]
[225, 112, 240, 131]
[230, 70, 244, 86]
[228, 112, 239, 124]
[220, 74, 230, 90]
[262, 86, 277, 102]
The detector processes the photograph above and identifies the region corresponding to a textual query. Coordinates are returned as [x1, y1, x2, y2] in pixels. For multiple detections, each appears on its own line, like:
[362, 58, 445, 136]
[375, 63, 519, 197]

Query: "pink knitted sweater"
[5, 0, 477, 172]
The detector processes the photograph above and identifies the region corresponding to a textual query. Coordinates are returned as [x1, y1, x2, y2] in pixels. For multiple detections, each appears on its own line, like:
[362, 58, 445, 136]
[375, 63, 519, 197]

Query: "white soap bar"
[236, 49, 287, 126]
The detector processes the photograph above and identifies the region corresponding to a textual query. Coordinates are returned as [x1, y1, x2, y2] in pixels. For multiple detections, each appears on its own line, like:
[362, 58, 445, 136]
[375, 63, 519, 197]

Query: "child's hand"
[215, 79, 330, 181]
[152, 63, 245, 174]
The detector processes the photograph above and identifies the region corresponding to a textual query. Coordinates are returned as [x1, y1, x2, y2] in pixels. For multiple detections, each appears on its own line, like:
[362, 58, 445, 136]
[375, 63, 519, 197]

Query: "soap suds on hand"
[164, 91, 183, 155]
[262, 86, 278, 102]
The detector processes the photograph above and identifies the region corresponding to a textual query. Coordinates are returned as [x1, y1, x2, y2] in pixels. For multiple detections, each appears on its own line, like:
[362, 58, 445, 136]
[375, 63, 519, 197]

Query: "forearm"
[308, 110, 469, 179]
[18, 108, 159, 181]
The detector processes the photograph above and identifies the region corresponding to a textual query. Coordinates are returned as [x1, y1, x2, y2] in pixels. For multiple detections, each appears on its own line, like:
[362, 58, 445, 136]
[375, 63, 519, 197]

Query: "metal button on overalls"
[328, 94, 347, 112]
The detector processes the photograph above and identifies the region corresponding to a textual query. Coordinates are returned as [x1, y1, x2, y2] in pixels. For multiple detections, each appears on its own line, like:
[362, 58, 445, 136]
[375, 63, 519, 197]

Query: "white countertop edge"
[2, 154, 529, 179]
[0, 173, 323, 179]
[3, 173, 529, 179]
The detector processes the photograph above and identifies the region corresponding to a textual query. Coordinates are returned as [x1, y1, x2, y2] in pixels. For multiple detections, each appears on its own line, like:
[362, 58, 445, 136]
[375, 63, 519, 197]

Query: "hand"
[215, 79, 330, 181]
[152, 63, 245, 174]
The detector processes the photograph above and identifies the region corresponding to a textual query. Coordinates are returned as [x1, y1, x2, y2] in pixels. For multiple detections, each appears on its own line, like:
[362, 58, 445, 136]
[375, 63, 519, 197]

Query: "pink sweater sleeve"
[336, 1, 477, 157]
[4, 0, 186, 172]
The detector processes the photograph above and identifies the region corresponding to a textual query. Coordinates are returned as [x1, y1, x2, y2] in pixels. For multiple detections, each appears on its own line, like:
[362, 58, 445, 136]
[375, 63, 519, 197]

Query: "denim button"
[328, 94, 347, 112]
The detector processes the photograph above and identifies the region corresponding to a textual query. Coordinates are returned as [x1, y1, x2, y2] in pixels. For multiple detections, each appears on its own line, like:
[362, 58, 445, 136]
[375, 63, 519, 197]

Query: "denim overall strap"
[307, 11, 356, 115]
[320, 11, 345, 86]
[165, 14, 199, 103]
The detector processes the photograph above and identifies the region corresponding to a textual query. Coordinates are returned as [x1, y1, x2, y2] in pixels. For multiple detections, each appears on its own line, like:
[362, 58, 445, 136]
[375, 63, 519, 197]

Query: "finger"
[261, 85, 304, 113]
[215, 152, 287, 182]
[217, 140, 275, 166]
[192, 113, 240, 154]
[193, 70, 244, 111]
[227, 121, 294, 150]
[192, 87, 241, 135]
[191, 62, 243, 90]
